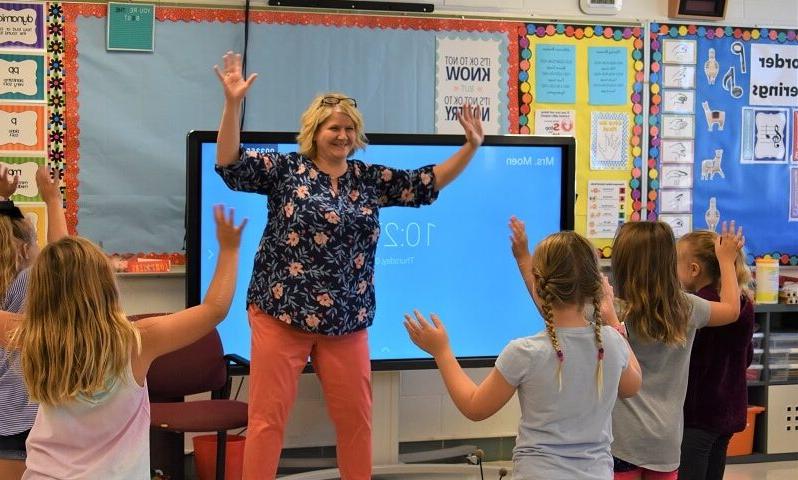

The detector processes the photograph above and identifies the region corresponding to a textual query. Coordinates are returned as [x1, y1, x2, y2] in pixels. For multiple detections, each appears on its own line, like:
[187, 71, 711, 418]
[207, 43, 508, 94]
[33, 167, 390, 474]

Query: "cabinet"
[730, 304, 798, 463]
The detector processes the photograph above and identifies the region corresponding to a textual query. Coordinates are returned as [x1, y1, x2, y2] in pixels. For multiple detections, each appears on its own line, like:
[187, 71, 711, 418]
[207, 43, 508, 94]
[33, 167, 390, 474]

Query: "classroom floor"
[722, 460, 798, 479]
[483, 460, 798, 479]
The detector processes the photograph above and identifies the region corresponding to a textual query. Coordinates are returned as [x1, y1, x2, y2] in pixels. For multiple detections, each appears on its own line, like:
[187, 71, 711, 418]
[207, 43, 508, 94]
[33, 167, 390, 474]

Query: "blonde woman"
[404, 219, 641, 480]
[0, 205, 244, 479]
[214, 51, 484, 479]
[0, 166, 67, 480]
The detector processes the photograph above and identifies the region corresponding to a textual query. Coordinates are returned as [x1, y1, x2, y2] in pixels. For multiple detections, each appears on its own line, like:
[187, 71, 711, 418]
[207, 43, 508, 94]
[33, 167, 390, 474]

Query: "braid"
[538, 276, 564, 391]
[591, 295, 605, 398]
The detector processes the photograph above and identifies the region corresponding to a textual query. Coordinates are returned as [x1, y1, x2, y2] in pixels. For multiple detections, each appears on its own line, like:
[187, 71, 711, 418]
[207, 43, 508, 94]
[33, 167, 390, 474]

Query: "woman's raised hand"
[458, 104, 484, 148]
[214, 51, 258, 103]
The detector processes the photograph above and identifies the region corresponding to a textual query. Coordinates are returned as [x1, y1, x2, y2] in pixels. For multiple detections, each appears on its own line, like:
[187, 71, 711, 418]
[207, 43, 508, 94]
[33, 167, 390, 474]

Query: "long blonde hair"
[296, 92, 368, 159]
[0, 215, 36, 295]
[612, 221, 691, 346]
[531, 231, 605, 396]
[8, 236, 140, 405]
[679, 230, 753, 300]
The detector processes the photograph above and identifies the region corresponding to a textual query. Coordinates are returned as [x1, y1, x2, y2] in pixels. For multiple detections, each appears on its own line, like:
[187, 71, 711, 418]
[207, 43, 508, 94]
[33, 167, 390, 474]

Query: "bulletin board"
[0, 1, 50, 249]
[54, 3, 523, 259]
[516, 23, 645, 258]
[648, 23, 798, 265]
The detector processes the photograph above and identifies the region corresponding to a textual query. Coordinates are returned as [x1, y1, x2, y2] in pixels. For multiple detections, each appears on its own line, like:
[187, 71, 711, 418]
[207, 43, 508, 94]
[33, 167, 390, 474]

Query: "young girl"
[677, 230, 754, 480]
[0, 204, 245, 479]
[404, 218, 641, 480]
[0, 166, 67, 479]
[608, 221, 744, 480]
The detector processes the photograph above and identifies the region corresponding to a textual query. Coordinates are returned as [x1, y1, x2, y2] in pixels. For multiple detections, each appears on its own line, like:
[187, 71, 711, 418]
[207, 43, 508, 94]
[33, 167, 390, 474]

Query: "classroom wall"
[164, 0, 797, 27]
[110, 0, 798, 451]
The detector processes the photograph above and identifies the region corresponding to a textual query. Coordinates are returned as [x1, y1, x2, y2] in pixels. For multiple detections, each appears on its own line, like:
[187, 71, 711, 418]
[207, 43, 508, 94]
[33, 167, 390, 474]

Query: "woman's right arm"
[706, 221, 744, 327]
[215, 52, 257, 167]
[134, 206, 246, 369]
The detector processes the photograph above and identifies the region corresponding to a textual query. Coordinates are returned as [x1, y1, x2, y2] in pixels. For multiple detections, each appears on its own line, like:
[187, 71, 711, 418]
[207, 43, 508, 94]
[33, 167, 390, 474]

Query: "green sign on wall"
[107, 2, 155, 52]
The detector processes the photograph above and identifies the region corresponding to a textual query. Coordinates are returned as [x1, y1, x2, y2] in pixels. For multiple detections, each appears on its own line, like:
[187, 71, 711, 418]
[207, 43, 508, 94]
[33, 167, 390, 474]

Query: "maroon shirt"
[683, 286, 754, 434]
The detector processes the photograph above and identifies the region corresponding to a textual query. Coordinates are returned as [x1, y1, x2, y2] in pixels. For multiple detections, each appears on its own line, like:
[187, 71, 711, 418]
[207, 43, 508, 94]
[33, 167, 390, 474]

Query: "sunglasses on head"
[320, 96, 358, 108]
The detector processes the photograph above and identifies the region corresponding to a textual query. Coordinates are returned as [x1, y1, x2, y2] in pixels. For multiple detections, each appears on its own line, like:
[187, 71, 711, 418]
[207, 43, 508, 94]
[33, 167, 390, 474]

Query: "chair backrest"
[128, 313, 229, 401]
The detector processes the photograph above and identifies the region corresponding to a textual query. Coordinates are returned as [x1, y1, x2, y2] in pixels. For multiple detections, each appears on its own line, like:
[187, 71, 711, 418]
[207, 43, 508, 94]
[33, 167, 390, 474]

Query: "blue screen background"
[198, 141, 564, 362]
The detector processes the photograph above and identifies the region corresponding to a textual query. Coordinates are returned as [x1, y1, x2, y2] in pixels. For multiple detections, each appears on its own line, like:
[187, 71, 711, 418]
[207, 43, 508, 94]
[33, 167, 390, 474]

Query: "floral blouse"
[216, 150, 438, 335]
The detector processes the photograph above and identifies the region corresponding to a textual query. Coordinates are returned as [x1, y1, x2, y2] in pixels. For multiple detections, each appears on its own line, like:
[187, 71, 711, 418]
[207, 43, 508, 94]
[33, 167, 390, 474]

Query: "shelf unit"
[728, 303, 798, 464]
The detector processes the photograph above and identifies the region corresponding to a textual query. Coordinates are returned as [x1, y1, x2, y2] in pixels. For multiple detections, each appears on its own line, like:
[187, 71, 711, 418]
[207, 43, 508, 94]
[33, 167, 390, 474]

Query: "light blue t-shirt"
[496, 324, 630, 480]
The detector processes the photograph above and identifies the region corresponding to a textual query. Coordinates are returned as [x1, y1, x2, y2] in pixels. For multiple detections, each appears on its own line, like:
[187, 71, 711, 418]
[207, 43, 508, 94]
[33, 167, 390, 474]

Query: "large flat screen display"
[186, 132, 575, 370]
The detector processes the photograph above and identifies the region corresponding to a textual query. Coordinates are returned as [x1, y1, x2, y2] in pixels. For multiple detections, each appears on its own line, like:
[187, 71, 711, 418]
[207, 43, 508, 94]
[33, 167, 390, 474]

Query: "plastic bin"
[727, 405, 765, 456]
[193, 434, 245, 480]
[752, 332, 764, 350]
[769, 363, 798, 383]
[751, 348, 764, 366]
[746, 364, 763, 382]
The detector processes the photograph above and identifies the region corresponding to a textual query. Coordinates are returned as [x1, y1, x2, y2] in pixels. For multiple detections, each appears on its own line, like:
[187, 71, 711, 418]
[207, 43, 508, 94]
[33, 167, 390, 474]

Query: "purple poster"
[0, 3, 45, 50]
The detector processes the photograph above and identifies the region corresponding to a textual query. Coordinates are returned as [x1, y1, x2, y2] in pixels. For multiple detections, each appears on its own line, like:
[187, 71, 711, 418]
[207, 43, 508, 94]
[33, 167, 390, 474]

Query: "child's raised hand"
[214, 204, 247, 250]
[35, 166, 61, 203]
[509, 216, 530, 260]
[0, 164, 19, 199]
[715, 220, 744, 264]
[404, 310, 450, 357]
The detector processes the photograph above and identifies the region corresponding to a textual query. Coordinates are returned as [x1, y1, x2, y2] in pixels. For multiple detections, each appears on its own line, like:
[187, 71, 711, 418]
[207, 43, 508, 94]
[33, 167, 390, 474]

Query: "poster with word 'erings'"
[435, 36, 503, 135]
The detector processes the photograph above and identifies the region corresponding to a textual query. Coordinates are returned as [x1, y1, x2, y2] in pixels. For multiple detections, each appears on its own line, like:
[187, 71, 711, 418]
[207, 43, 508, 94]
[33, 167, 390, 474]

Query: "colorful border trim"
[648, 23, 798, 266]
[46, 2, 66, 225]
[517, 24, 645, 259]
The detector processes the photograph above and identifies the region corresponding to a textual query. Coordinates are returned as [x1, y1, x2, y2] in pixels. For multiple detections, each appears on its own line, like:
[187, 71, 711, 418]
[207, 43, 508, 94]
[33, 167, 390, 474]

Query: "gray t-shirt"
[496, 325, 629, 480]
[611, 293, 711, 471]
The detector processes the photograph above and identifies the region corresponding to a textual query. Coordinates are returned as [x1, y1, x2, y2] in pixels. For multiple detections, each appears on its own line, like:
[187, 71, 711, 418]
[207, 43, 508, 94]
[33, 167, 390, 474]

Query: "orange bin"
[727, 406, 765, 456]
[193, 434, 245, 480]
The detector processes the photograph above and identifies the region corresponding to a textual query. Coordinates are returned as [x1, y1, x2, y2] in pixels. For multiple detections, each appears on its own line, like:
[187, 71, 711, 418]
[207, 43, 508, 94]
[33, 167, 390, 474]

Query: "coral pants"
[242, 306, 372, 480]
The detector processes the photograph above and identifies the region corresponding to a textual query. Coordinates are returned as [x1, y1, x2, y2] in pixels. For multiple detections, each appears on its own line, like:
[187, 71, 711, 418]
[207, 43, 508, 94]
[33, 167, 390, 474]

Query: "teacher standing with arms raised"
[213, 51, 483, 479]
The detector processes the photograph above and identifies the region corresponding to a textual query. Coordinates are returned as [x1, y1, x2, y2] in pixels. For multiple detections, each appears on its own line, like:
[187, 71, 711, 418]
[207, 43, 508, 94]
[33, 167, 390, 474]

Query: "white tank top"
[22, 362, 150, 479]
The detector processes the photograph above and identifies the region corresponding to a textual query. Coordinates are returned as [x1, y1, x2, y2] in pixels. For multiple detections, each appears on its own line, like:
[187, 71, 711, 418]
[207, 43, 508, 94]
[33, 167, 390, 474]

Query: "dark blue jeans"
[678, 427, 732, 480]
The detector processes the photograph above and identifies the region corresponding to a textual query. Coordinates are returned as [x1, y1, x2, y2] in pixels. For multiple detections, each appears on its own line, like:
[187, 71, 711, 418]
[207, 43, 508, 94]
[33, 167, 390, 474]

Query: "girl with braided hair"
[404, 218, 641, 480]
[607, 221, 745, 480]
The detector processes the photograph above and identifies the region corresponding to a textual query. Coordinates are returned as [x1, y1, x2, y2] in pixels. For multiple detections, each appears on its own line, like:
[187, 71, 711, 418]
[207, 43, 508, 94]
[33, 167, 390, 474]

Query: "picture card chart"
[586, 180, 626, 239]
[0, 2, 48, 241]
[517, 23, 644, 258]
[649, 23, 798, 264]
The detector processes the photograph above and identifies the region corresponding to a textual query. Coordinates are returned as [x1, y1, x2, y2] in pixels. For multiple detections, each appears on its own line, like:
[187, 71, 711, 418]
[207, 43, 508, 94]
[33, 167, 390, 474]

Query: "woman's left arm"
[433, 105, 484, 191]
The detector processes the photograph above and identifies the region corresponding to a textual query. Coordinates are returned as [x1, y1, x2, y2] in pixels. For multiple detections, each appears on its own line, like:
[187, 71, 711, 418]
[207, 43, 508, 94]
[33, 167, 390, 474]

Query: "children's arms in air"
[509, 216, 536, 301]
[36, 166, 68, 243]
[706, 221, 744, 326]
[404, 311, 516, 421]
[133, 205, 246, 379]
